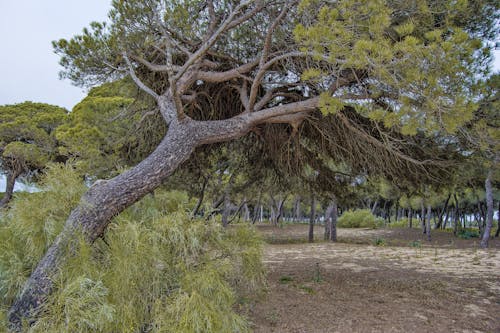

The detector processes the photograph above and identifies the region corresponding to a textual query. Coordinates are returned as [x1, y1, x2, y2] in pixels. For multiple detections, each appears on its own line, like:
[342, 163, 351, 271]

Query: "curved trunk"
[8, 117, 252, 331]
[0, 169, 20, 208]
[480, 170, 493, 248]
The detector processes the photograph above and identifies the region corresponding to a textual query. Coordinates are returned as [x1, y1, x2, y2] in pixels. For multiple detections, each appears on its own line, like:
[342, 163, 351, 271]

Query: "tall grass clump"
[337, 209, 383, 229]
[0, 164, 265, 332]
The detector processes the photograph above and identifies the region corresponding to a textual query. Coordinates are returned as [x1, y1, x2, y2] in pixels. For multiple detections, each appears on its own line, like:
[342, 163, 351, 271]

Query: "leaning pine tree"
[8, 0, 498, 329]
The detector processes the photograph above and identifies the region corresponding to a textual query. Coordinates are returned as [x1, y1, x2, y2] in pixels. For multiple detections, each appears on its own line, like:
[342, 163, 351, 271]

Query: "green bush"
[0, 164, 265, 332]
[457, 229, 480, 239]
[337, 209, 383, 229]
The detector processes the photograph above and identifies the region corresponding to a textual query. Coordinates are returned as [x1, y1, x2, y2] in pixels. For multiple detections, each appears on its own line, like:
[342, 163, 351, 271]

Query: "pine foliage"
[0, 165, 265, 332]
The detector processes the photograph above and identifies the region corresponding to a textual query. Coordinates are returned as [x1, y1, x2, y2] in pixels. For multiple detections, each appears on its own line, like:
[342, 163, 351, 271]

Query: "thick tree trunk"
[0, 169, 20, 208]
[8, 116, 253, 331]
[480, 170, 494, 248]
[308, 192, 316, 243]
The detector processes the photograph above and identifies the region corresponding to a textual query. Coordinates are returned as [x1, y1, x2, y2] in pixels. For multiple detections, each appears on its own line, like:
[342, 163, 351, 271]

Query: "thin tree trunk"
[371, 199, 379, 215]
[426, 204, 432, 242]
[436, 194, 450, 229]
[330, 195, 338, 242]
[191, 176, 208, 216]
[395, 202, 400, 222]
[251, 192, 262, 224]
[443, 207, 450, 229]
[480, 169, 494, 248]
[324, 202, 333, 240]
[294, 195, 301, 222]
[453, 194, 460, 236]
[221, 194, 232, 227]
[308, 192, 316, 243]
[495, 201, 500, 238]
[242, 198, 250, 221]
[408, 209, 413, 229]
[421, 201, 426, 234]
[0, 169, 20, 208]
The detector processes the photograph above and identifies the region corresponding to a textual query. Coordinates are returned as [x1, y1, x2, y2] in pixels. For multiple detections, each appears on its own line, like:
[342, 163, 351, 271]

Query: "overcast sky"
[0, 1, 112, 111]
[0, 1, 499, 111]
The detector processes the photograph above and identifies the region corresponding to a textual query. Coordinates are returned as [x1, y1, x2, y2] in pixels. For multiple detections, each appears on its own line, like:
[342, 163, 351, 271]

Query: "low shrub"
[337, 209, 383, 229]
[0, 164, 265, 332]
[457, 229, 480, 239]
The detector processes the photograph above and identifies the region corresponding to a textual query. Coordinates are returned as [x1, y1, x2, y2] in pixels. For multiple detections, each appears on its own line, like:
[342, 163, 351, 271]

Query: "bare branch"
[131, 55, 180, 73]
[174, 0, 255, 81]
[196, 60, 259, 83]
[122, 52, 159, 101]
[248, 97, 320, 125]
[248, 3, 292, 111]
[206, 0, 218, 36]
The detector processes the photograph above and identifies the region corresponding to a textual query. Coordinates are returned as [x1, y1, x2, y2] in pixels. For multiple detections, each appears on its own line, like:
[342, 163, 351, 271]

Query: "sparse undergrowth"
[0, 164, 265, 332]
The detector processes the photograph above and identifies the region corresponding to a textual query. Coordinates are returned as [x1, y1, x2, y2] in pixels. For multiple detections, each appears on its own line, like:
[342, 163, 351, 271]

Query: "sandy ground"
[245, 225, 500, 333]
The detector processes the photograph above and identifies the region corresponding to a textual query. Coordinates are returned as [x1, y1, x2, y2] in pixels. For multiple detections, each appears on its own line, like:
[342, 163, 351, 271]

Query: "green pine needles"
[0, 164, 265, 332]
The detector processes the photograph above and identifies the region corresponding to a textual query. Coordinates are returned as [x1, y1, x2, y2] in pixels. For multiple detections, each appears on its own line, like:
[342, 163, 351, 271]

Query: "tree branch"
[122, 52, 159, 101]
[174, 0, 255, 81]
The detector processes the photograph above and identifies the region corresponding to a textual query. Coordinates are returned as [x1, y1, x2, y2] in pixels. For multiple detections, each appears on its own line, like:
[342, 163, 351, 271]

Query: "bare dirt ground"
[245, 225, 500, 333]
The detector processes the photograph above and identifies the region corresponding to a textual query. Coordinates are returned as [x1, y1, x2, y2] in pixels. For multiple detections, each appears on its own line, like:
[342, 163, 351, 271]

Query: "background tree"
[0, 102, 67, 207]
[56, 79, 164, 178]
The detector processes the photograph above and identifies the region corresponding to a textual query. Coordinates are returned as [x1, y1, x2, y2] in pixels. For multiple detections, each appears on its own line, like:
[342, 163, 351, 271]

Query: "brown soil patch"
[246, 226, 500, 333]
[255, 224, 500, 249]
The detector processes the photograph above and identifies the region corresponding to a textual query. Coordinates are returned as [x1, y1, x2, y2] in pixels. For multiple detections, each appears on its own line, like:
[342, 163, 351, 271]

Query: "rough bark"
[0, 169, 21, 208]
[480, 169, 494, 248]
[8, 115, 254, 331]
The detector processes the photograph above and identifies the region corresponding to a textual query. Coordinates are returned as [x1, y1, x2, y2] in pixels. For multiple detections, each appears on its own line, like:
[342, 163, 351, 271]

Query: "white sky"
[0, 1, 499, 112]
[0, 1, 112, 111]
